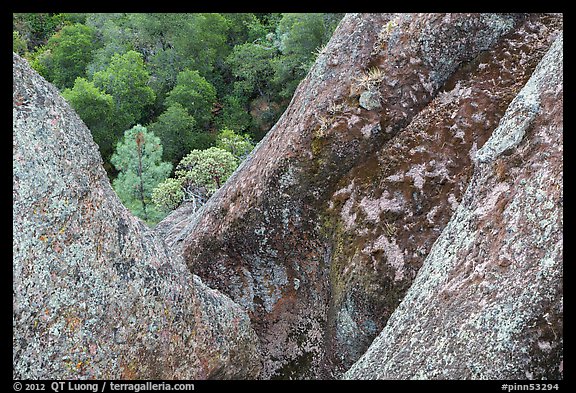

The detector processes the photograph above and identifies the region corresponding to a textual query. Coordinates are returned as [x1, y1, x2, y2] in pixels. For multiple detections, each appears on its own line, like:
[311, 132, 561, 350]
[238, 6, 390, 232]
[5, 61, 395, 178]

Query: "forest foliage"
[13, 12, 343, 224]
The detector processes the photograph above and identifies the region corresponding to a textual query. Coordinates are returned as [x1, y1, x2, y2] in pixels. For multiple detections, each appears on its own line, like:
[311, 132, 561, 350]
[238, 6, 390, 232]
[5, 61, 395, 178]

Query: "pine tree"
[111, 125, 172, 225]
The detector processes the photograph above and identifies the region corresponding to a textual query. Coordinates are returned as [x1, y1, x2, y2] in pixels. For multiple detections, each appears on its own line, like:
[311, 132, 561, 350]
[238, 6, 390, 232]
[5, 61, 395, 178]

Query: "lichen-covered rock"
[344, 34, 563, 380]
[13, 53, 261, 379]
[325, 14, 561, 374]
[157, 13, 561, 379]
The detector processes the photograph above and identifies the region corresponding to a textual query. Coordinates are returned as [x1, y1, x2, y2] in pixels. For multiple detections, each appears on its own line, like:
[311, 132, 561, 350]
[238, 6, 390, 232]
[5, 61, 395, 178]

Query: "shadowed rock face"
[344, 34, 563, 380]
[13, 53, 261, 379]
[157, 13, 562, 379]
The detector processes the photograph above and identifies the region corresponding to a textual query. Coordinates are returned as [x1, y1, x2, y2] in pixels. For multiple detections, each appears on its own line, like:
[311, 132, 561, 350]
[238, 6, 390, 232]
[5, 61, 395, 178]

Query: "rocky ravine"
[14, 13, 562, 380]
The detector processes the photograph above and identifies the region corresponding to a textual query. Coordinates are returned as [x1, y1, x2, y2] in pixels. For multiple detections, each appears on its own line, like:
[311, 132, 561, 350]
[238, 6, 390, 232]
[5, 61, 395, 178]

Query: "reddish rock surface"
[345, 34, 563, 379]
[13, 53, 261, 379]
[324, 14, 562, 374]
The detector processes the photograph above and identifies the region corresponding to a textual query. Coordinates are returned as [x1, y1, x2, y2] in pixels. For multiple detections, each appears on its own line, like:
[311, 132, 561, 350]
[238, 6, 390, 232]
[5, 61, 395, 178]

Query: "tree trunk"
[135, 133, 148, 221]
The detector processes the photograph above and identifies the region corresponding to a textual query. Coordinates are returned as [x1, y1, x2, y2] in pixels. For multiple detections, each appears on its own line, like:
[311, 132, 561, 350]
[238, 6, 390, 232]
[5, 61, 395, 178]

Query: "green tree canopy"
[93, 50, 156, 132]
[272, 13, 342, 98]
[176, 147, 238, 192]
[13, 13, 69, 51]
[226, 42, 277, 98]
[39, 23, 99, 89]
[215, 94, 253, 134]
[165, 69, 217, 130]
[151, 178, 184, 211]
[126, 13, 185, 52]
[13, 31, 28, 56]
[215, 128, 254, 160]
[152, 147, 238, 213]
[221, 13, 273, 46]
[172, 13, 230, 80]
[15, 12, 343, 191]
[85, 14, 134, 78]
[111, 125, 172, 225]
[148, 102, 199, 166]
[62, 77, 115, 160]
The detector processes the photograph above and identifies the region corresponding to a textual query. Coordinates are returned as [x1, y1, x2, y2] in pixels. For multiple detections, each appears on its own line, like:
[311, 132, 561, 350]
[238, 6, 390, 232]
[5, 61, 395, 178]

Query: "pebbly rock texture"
[13, 53, 261, 379]
[344, 34, 563, 380]
[157, 13, 562, 379]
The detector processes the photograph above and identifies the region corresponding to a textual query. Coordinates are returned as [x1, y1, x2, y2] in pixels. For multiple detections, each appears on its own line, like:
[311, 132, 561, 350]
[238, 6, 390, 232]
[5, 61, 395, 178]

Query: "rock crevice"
[344, 34, 563, 380]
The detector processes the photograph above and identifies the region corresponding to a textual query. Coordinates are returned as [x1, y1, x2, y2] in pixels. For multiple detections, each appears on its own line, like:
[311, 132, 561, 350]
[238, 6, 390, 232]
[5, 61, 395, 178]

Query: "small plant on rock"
[354, 66, 384, 91]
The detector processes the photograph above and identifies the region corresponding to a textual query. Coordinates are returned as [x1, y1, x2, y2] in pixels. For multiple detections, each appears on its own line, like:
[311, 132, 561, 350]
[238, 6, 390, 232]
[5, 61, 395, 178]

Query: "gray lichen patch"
[418, 13, 516, 89]
[359, 90, 382, 110]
